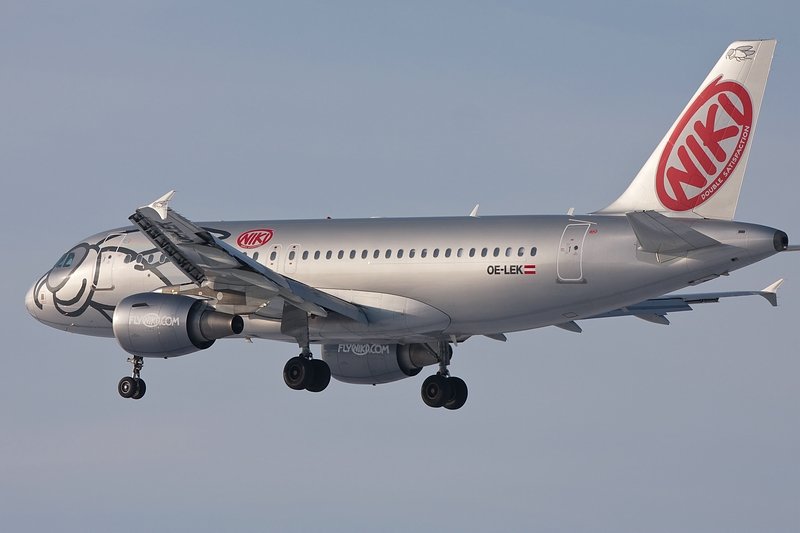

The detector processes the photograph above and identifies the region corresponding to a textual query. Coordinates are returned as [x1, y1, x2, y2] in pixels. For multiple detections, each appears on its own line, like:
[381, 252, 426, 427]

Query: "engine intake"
[113, 293, 243, 358]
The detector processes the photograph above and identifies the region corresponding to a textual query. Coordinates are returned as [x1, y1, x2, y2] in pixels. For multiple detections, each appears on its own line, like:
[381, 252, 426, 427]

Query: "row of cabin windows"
[122, 246, 537, 266]
[262, 246, 537, 262]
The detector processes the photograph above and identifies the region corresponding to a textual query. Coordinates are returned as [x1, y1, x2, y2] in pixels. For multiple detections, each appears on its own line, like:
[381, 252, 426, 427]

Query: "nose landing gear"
[118, 356, 146, 400]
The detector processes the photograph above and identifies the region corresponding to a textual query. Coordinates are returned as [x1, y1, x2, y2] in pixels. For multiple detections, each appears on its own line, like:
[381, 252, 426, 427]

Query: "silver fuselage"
[26, 214, 782, 345]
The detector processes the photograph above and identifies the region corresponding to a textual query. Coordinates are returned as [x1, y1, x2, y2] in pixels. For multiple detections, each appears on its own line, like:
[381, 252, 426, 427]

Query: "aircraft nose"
[25, 283, 38, 319]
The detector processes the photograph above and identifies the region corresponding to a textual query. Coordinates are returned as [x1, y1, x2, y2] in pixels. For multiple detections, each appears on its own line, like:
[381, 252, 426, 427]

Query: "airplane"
[25, 39, 795, 410]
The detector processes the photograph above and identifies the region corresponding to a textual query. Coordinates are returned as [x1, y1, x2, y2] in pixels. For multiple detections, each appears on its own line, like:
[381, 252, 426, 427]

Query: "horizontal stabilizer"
[627, 211, 720, 254]
[588, 279, 784, 323]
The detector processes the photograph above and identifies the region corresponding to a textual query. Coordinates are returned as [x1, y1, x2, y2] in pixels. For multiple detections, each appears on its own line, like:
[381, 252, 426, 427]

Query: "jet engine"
[112, 293, 243, 358]
[321, 343, 439, 385]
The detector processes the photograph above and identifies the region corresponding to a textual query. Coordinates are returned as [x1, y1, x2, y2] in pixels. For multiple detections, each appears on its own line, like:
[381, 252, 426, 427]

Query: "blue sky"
[2, 2, 799, 531]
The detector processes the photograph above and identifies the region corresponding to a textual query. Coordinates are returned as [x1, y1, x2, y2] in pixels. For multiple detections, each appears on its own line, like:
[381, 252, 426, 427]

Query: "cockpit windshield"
[52, 246, 88, 271]
[54, 252, 75, 268]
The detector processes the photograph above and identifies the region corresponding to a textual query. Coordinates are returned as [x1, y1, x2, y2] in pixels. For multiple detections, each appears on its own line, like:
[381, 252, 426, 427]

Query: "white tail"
[596, 39, 776, 220]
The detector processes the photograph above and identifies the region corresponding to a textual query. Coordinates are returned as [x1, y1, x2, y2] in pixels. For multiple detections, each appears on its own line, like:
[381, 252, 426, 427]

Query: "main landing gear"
[118, 356, 146, 400]
[281, 302, 331, 393]
[420, 342, 468, 410]
[283, 347, 332, 393]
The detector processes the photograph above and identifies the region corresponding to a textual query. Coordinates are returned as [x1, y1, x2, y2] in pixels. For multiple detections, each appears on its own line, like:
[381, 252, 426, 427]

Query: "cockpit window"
[51, 246, 88, 272]
[54, 252, 75, 268]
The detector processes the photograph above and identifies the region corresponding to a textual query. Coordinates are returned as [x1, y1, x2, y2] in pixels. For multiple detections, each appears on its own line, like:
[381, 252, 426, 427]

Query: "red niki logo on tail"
[656, 76, 753, 211]
[236, 229, 274, 249]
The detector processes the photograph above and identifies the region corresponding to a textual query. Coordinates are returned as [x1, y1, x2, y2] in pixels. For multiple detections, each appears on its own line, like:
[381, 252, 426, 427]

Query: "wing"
[129, 191, 368, 324]
[555, 280, 784, 332]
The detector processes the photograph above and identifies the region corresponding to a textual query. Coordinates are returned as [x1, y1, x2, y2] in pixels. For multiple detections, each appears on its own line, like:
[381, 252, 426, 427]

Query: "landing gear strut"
[420, 342, 468, 410]
[118, 356, 146, 400]
[281, 303, 331, 393]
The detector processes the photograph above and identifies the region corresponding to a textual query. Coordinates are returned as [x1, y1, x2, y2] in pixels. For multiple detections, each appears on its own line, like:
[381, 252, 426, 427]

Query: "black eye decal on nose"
[45, 243, 91, 293]
[37, 230, 186, 323]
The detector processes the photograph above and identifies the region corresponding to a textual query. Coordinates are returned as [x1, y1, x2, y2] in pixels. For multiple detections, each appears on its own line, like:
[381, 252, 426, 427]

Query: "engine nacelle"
[321, 343, 439, 385]
[112, 293, 243, 358]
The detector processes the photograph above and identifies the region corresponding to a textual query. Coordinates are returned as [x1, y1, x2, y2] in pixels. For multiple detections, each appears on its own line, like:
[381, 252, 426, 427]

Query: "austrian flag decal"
[656, 75, 753, 211]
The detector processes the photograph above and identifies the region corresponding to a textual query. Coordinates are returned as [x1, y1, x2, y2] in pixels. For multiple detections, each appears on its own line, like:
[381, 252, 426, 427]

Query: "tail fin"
[596, 39, 776, 220]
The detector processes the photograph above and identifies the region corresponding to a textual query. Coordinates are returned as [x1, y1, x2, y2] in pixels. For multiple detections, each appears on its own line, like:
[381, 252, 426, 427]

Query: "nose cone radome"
[25, 283, 38, 319]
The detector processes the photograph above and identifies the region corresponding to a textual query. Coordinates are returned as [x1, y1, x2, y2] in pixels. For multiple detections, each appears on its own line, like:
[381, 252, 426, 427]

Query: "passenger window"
[505, 247, 512, 257]
[326, 251, 332, 260]
[421, 249, 428, 258]
[302, 251, 309, 260]
[337, 250, 344, 260]
[253, 252, 260, 261]
[432, 249, 439, 258]
[270, 251, 277, 261]
[373, 250, 380, 259]
[409, 249, 416, 258]
[314, 251, 320, 260]
[493, 247, 500, 257]
[469, 248, 476, 258]
[385, 249, 392, 259]
[124, 255, 132, 264]
[457, 248, 463, 258]
[362, 250, 368, 259]
[397, 249, 404, 258]
[288, 251, 295, 260]
[136, 254, 143, 264]
[444, 248, 451, 258]
[518, 247, 525, 257]
[530, 247, 537, 257]
[350, 250, 356, 259]
[480, 248, 488, 258]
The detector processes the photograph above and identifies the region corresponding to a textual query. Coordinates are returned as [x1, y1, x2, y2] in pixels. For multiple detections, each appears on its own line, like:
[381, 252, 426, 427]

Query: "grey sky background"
[2, 1, 798, 531]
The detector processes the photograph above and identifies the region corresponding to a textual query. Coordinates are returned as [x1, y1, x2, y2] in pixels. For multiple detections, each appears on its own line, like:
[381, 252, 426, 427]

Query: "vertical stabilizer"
[596, 40, 776, 220]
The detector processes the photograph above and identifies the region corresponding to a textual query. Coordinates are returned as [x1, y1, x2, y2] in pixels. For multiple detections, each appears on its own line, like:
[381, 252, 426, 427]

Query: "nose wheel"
[420, 342, 468, 410]
[118, 356, 146, 400]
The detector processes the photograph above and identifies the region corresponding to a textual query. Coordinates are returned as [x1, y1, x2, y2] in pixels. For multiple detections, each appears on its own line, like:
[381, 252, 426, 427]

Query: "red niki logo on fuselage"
[656, 75, 753, 211]
[237, 229, 274, 249]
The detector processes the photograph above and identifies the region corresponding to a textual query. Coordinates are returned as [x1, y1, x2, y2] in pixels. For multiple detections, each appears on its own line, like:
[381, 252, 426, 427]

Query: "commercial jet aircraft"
[26, 40, 795, 409]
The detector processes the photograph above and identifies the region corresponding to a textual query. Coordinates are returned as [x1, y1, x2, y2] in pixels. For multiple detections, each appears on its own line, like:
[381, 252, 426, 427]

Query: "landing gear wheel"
[306, 359, 331, 393]
[284, 356, 315, 390]
[444, 376, 468, 410]
[421, 374, 451, 408]
[118, 376, 137, 399]
[132, 378, 146, 400]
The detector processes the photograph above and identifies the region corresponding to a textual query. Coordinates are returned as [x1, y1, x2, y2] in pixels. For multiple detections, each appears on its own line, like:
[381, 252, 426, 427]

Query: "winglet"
[142, 190, 175, 221]
[555, 321, 582, 333]
[759, 278, 784, 307]
[469, 204, 480, 217]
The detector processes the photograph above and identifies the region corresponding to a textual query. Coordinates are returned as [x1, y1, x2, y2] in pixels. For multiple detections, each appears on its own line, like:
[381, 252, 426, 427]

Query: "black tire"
[283, 357, 315, 390]
[118, 376, 137, 399]
[421, 374, 450, 408]
[444, 376, 468, 410]
[306, 359, 331, 393]
[132, 378, 146, 400]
